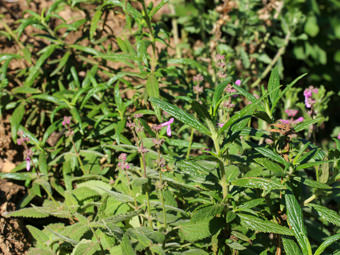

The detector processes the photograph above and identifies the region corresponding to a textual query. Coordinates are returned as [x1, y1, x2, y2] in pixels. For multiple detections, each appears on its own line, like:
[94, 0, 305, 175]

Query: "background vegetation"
[0, 0, 339, 254]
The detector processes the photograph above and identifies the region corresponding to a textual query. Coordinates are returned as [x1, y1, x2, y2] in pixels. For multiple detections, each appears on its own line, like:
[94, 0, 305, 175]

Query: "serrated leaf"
[121, 234, 136, 255]
[308, 204, 340, 226]
[212, 78, 232, 111]
[268, 66, 280, 110]
[179, 219, 211, 242]
[294, 118, 323, 132]
[27, 225, 49, 244]
[149, 97, 210, 135]
[314, 233, 340, 255]
[255, 147, 288, 166]
[77, 180, 111, 195]
[282, 237, 302, 255]
[71, 239, 99, 255]
[191, 204, 224, 222]
[27, 248, 54, 255]
[232, 177, 286, 191]
[254, 158, 284, 176]
[293, 176, 331, 189]
[296, 160, 333, 171]
[5, 207, 49, 218]
[285, 191, 312, 255]
[218, 99, 258, 135]
[238, 213, 293, 235]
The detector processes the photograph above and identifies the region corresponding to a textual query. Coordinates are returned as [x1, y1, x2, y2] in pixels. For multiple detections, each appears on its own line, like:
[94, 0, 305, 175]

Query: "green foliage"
[0, 0, 339, 254]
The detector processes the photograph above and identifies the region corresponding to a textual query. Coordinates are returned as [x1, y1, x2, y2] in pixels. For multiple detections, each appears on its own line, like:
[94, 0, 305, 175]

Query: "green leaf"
[191, 204, 224, 222]
[24, 44, 58, 87]
[12, 86, 41, 94]
[232, 177, 286, 191]
[4, 207, 49, 218]
[50, 50, 71, 76]
[90, 9, 102, 40]
[27, 248, 54, 255]
[149, 97, 210, 135]
[293, 177, 331, 190]
[121, 234, 136, 255]
[147, 74, 161, 119]
[268, 66, 280, 110]
[255, 147, 288, 166]
[10, 102, 25, 141]
[238, 213, 293, 236]
[77, 180, 111, 196]
[282, 237, 302, 255]
[212, 78, 232, 112]
[179, 219, 211, 242]
[285, 192, 312, 255]
[218, 98, 259, 135]
[305, 16, 319, 37]
[296, 160, 332, 171]
[308, 204, 340, 226]
[71, 239, 100, 255]
[314, 233, 340, 255]
[254, 158, 285, 176]
[27, 225, 49, 244]
[168, 58, 207, 73]
[272, 73, 307, 112]
[294, 118, 323, 132]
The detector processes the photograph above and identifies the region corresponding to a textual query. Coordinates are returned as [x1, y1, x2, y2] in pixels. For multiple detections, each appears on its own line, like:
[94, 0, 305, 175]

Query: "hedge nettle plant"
[0, 0, 339, 255]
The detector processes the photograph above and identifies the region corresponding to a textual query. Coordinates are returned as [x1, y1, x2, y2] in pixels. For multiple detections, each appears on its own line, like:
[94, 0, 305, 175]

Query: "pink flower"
[159, 118, 174, 136]
[25, 149, 33, 171]
[26, 157, 31, 171]
[285, 109, 298, 117]
[224, 84, 236, 94]
[216, 54, 225, 60]
[279, 119, 291, 124]
[337, 133, 340, 140]
[303, 86, 318, 108]
[218, 123, 225, 128]
[193, 85, 203, 94]
[193, 74, 204, 83]
[293, 117, 304, 124]
[62, 116, 71, 126]
[235, 80, 241, 86]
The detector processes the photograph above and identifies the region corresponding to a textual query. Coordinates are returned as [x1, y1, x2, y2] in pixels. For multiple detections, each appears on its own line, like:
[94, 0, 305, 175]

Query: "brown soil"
[0, 179, 30, 255]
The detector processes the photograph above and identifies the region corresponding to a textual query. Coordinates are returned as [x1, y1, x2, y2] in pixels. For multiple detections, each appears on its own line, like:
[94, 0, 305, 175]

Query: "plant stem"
[250, 30, 291, 88]
[212, 132, 228, 202]
[159, 171, 167, 231]
[71, 138, 86, 175]
[140, 148, 153, 228]
[304, 194, 317, 206]
[186, 128, 194, 159]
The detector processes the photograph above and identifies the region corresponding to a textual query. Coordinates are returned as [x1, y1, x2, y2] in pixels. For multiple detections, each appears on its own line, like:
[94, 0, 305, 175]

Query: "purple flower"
[285, 109, 298, 117]
[224, 84, 236, 94]
[193, 85, 203, 94]
[62, 116, 71, 126]
[293, 117, 304, 124]
[26, 156, 31, 171]
[279, 119, 291, 124]
[303, 86, 318, 108]
[25, 149, 33, 171]
[216, 54, 225, 61]
[235, 79, 241, 86]
[159, 118, 174, 136]
[193, 74, 204, 83]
